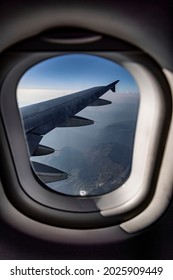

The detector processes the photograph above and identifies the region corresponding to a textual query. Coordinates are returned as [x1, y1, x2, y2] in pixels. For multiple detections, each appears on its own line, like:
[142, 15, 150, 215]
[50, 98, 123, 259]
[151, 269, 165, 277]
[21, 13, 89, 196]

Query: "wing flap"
[33, 144, 55, 156]
[57, 116, 94, 127]
[26, 133, 43, 155]
[89, 98, 112, 106]
[32, 161, 68, 183]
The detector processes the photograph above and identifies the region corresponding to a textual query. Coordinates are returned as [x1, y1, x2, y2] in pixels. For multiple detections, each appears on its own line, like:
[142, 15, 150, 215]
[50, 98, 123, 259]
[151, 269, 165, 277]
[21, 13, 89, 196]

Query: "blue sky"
[18, 54, 139, 93]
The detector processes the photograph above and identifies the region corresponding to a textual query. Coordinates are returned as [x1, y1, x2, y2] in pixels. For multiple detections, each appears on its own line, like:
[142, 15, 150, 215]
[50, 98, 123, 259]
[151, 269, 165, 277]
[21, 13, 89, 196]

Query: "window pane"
[17, 54, 139, 197]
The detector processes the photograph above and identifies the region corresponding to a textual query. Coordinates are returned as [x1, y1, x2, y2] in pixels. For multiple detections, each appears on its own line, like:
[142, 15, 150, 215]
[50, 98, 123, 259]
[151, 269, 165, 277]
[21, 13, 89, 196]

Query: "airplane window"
[17, 54, 139, 197]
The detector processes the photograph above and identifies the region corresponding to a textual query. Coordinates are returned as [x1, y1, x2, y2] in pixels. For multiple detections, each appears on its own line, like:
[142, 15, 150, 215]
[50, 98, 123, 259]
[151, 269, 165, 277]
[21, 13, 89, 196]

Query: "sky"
[17, 53, 139, 97]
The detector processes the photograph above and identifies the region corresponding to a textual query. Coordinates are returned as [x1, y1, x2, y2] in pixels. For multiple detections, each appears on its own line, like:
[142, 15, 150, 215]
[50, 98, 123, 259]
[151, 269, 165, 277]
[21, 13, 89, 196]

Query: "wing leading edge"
[20, 80, 119, 183]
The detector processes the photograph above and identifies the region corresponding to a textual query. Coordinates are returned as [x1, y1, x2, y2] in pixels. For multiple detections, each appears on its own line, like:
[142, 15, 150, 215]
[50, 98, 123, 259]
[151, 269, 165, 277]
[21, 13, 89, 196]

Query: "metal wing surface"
[19, 80, 119, 183]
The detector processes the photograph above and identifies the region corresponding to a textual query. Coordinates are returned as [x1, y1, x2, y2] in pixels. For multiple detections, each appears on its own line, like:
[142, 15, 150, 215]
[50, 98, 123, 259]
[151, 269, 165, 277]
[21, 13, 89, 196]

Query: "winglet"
[108, 80, 119, 92]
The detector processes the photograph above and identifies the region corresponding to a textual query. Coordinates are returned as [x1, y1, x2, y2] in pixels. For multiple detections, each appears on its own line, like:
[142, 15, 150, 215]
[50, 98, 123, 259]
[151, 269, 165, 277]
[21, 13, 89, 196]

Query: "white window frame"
[0, 50, 172, 240]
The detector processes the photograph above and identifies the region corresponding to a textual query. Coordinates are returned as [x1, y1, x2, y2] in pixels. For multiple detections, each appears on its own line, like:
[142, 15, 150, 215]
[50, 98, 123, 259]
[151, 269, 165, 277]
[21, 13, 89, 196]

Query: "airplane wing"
[19, 80, 119, 183]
